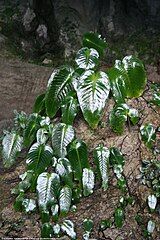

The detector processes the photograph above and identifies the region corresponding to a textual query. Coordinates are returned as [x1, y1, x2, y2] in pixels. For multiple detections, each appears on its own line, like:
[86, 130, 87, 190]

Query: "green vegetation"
[1, 32, 159, 238]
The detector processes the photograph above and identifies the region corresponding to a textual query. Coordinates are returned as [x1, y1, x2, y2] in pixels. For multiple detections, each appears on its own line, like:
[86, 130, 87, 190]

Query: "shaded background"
[0, 0, 160, 60]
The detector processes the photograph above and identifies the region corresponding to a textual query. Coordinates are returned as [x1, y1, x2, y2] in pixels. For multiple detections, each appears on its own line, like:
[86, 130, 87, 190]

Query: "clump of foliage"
[1, 32, 148, 238]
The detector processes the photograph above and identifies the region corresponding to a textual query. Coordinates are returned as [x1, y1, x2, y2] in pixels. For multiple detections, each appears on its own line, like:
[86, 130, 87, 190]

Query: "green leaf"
[100, 219, 112, 230]
[14, 192, 24, 211]
[83, 218, 93, 239]
[109, 147, 125, 166]
[61, 220, 76, 239]
[94, 144, 110, 190]
[140, 123, 156, 149]
[68, 139, 89, 181]
[26, 143, 53, 175]
[114, 208, 124, 228]
[109, 104, 139, 134]
[40, 209, 50, 223]
[22, 198, 36, 213]
[111, 56, 147, 98]
[41, 223, 53, 238]
[23, 114, 41, 147]
[59, 186, 72, 216]
[12, 170, 34, 195]
[151, 92, 160, 107]
[75, 47, 99, 69]
[36, 128, 48, 144]
[72, 188, 82, 203]
[2, 132, 23, 168]
[51, 204, 59, 221]
[76, 70, 110, 129]
[83, 32, 107, 56]
[83, 218, 93, 233]
[45, 67, 74, 117]
[14, 110, 28, 130]
[61, 96, 78, 125]
[33, 93, 46, 114]
[109, 104, 128, 134]
[52, 123, 74, 158]
[55, 158, 73, 188]
[107, 67, 126, 103]
[37, 172, 60, 209]
[82, 168, 95, 196]
[128, 108, 139, 125]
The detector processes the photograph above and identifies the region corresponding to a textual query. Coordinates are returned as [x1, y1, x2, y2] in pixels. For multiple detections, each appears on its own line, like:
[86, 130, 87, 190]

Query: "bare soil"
[0, 55, 160, 240]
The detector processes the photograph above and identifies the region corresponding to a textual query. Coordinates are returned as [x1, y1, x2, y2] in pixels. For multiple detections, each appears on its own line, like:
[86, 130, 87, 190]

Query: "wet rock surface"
[0, 54, 160, 239]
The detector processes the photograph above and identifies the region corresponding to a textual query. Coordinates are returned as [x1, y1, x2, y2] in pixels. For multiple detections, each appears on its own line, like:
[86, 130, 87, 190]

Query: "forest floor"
[0, 44, 160, 240]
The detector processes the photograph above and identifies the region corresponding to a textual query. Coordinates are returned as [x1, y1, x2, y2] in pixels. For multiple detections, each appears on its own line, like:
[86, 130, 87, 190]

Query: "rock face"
[1, 0, 160, 58]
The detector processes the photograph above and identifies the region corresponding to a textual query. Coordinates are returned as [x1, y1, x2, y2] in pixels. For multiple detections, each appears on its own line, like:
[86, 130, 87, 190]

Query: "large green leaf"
[52, 123, 74, 158]
[45, 67, 74, 117]
[94, 144, 110, 190]
[61, 96, 78, 125]
[2, 132, 23, 168]
[55, 158, 73, 188]
[83, 32, 107, 56]
[59, 186, 72, 216]
[75, 47, 99, 69]
[23, 113, 41, 147]
[109, 56, 147, 99]
[82, 168, 95, 196]
[76, 70, 110, 129]
[37, 172, 60, 209]
[67, 139, 89, 181]
[61, 220, 76, 239]
[26, 143, 53, 175]
[140, 123, 156, 149]
[107, 67, 126, 103]
[33, 93, 46, 114]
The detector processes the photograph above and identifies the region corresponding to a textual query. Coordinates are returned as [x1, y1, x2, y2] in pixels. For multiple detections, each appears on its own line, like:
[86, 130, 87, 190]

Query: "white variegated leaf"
[52, 123, 74, 158]
[94, 145, 110, 190]
[26, 143, 53, 174]
[59, 186, 72, 215]
[148, 195, 157, 210]
[75, 47, 99, 69]
[36, 128, 48, 144]
[82, 168, 94, 196]
[76, 70, 110, 128]
[61, 220, 76, 239]
[2, 132, 23, 168]
[37, 172, 60, 208]
[147, 220, 155, 233]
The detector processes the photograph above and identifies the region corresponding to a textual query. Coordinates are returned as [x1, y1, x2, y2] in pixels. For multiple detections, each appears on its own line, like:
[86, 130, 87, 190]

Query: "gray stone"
[23, 7, 36, 32]
[42, 58, 53, 65]
[36, 24, 48, 40]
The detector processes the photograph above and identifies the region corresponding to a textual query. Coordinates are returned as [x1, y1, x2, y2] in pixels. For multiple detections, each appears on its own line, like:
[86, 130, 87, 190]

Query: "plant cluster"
[2, 32, 155, 239]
